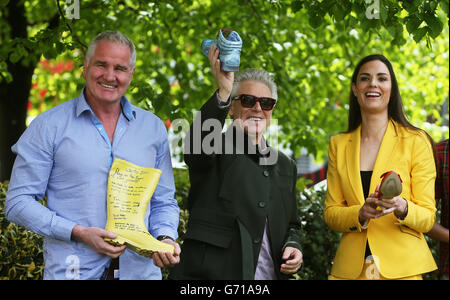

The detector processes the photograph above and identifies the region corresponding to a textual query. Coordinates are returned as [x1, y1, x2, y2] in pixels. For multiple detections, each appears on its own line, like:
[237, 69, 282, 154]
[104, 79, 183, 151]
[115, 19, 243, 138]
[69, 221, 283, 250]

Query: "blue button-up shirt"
[5, 90, 179, 279]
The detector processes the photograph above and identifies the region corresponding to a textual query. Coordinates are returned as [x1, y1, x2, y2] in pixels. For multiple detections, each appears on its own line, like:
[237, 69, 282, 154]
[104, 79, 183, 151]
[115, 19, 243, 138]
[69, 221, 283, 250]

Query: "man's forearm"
[426, 222, 449, 243]
[5, 195, 76, 242]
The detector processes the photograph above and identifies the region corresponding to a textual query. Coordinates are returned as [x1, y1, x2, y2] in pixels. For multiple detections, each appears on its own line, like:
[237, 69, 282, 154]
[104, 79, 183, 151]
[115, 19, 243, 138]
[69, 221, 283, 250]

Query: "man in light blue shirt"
[5, 31, 180, 279]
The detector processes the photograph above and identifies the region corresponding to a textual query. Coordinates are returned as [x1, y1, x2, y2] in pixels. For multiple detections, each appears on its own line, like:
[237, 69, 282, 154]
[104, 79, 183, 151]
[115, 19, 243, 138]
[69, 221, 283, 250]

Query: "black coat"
[170, 93, 301, 280]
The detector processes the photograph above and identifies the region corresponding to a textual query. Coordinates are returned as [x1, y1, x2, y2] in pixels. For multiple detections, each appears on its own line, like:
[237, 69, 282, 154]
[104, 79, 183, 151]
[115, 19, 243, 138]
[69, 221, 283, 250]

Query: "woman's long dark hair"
[346, 54, 436, 155]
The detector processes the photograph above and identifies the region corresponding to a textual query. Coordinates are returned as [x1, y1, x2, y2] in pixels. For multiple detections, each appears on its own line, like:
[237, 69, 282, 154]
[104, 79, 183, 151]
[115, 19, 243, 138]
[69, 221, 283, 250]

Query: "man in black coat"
[170, 45, 302, 279]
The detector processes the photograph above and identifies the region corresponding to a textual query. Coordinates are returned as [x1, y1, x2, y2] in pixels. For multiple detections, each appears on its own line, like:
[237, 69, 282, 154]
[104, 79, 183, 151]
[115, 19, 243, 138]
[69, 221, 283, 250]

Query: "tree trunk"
[0, 1, 35, 181]
[0, 2, 60, 181]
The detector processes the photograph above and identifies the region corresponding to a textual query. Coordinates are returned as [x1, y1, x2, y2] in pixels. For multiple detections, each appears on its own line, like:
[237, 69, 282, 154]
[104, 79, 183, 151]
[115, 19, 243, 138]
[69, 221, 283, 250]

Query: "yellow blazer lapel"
[345, 125, 365, 204]
[370, 120, 399, 194]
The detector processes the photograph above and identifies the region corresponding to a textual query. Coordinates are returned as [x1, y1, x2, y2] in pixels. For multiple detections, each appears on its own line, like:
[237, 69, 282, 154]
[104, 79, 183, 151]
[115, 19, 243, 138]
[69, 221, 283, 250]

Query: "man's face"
[229, 80, 274, 140]
[83, 40, 134, 106]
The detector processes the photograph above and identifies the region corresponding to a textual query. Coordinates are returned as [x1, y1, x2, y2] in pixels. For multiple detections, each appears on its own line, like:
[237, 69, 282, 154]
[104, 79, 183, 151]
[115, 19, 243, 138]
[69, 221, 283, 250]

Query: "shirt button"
[253, 238, 261, 244]
[263, 170, 269, 177]
[258, 201, 266, 208]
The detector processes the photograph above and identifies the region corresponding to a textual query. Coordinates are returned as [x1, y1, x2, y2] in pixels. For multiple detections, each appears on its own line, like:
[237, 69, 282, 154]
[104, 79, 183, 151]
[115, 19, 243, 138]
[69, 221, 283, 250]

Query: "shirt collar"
[120, 96, 135, 121]
[76, 88, 136, 121]
[225, 125, 271, 157]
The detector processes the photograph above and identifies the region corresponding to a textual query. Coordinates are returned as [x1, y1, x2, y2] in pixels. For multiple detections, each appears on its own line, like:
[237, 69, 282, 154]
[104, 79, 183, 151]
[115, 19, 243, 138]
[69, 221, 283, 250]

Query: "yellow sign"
[104, 158, 174, 257]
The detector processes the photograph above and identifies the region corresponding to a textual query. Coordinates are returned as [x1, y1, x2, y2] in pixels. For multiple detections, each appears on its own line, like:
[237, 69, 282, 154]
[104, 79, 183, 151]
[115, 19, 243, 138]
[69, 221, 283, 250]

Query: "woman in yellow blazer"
[324, 54, 437, 280]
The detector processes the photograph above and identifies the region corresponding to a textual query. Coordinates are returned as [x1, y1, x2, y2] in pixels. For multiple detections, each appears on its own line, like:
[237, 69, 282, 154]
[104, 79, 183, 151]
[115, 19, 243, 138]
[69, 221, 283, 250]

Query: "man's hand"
[208, 45, 234, 101]
[152, 238, 181, 268]
[280, 247, 303, 275]
[71, 225, 126, 258]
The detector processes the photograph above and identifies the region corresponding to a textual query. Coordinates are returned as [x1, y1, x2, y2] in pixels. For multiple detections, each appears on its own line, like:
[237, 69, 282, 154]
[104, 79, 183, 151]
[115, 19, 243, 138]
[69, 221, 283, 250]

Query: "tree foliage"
[0, 0, 448, 178]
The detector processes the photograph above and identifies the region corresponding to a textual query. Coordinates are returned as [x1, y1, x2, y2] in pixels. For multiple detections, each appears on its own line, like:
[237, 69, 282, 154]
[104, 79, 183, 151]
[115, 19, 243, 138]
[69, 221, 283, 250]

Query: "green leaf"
[429, 1, 438, 12]
[380, 2, 388, 23]
[308, 13, 322, 28]
[402, 0, 419, 14]
[386, 20, 403, 39]
[413, 27, 428, 42]
[307, 3, 324, 29]
[321, 0, 335, 12]
[360, 18, 372, 32]
[44, 48, 57, 59]
[406, 15, 422, 33]
[291, 0, 303, 13]
[0, 0, 9, 8]
[439, 0, 449, 15]
[16, 44, 28, 58]
[9, 51, 22, 63]
[332, 3, 346, 22]
[423, 12, 443, 38]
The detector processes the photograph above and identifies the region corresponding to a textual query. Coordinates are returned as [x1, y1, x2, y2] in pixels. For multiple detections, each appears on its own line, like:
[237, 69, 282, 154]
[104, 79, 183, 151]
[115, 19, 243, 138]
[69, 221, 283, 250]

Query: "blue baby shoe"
[201, 29, 242, 72]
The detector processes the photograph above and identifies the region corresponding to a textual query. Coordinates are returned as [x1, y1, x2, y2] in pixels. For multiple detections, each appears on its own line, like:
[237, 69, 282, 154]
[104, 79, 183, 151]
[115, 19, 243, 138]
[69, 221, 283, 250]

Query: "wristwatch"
[157, 235, 174, 242]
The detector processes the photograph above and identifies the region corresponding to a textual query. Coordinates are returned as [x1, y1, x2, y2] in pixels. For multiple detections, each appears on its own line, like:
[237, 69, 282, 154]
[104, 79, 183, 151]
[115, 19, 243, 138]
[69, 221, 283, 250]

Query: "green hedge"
[294, 183, 341, 279]
[0, 169, 440, 280]
[0, 181, 45, 280]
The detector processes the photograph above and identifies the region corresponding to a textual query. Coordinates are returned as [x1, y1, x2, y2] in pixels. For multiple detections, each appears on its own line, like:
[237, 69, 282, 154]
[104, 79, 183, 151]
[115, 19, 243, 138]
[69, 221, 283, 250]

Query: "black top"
[360, 171, 373, 199]
[361, 170, 373, 258]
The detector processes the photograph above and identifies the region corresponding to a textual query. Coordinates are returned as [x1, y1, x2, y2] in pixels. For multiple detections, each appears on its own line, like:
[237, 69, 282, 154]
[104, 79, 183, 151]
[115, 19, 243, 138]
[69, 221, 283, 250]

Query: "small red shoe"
[378, 170, 402, 199]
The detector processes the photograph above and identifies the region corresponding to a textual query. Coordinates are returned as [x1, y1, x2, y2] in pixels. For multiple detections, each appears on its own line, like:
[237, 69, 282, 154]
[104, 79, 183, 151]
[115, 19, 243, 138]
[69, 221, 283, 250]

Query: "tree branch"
[55, 0, 87, 50]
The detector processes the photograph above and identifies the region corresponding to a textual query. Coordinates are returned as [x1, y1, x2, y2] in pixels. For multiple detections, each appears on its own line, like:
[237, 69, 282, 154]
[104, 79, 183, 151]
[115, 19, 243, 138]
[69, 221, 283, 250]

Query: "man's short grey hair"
[231, 68, 278, 100]
[85, 31, 136, 70]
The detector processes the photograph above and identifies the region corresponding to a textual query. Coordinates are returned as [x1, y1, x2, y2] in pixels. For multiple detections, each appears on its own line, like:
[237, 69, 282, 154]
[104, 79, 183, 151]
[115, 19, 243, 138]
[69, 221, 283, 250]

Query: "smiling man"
[5, 31, 180, 279]
[170, 45, 303, 280]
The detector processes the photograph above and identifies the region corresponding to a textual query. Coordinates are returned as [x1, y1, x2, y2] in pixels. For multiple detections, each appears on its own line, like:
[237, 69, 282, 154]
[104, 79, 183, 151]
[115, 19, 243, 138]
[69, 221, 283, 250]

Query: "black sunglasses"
[232, 94, 277, 111]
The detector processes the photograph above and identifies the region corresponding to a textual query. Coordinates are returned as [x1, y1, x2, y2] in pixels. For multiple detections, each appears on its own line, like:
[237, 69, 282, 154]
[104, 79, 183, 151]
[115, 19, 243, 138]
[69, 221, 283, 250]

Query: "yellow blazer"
[324, 120, 437, 279]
